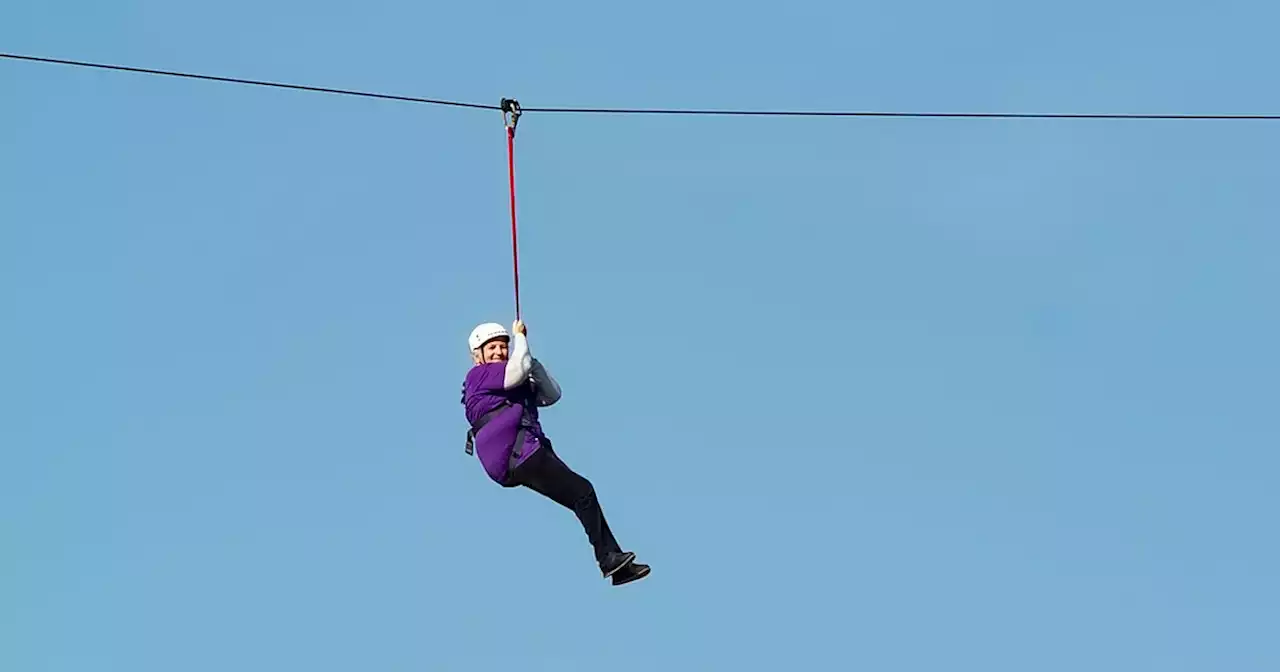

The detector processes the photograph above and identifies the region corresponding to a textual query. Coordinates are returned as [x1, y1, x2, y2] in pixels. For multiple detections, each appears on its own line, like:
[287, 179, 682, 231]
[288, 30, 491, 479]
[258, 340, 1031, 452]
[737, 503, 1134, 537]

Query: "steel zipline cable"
[5, 52, 1280, 121]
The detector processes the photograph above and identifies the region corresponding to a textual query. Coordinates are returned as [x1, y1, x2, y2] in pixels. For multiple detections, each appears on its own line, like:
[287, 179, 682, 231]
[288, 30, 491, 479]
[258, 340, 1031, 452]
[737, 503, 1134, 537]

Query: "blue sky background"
[3, 1, 1278, 670]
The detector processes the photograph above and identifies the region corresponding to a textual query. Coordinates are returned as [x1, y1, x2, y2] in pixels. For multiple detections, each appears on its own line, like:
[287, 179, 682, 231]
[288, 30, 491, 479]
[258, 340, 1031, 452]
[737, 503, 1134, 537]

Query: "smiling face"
[472, 337, 509, 365]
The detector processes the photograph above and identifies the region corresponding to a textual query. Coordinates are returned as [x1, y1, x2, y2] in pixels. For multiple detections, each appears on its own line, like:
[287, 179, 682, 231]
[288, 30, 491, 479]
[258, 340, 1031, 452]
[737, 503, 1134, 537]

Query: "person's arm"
[502, 328, 533, 389]
[530, 358, 562, 406]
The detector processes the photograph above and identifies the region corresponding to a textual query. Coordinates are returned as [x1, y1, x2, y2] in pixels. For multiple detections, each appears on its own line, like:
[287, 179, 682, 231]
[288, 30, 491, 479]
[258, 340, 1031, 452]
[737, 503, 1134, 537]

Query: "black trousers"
[504, 439, 623, 567]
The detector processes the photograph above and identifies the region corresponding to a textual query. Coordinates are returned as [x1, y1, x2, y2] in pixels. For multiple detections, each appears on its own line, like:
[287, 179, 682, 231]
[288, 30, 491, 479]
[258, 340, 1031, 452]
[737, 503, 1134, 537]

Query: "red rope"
[507, 125, 520, 321]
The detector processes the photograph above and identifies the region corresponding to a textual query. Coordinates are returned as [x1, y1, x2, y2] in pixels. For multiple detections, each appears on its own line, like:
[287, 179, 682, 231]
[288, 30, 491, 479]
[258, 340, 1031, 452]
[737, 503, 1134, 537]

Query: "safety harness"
[464, 400, 529, 482]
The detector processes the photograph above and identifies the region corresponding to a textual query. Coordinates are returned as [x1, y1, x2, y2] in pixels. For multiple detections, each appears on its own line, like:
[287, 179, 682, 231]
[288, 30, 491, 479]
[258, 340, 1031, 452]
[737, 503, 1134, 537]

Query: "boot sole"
[612, 564, 651, 586]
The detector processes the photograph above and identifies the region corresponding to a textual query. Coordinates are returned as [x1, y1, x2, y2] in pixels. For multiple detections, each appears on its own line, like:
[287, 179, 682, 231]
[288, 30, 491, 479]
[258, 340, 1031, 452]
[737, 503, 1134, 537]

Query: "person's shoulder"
[464, 362, 505, 388]
[466, 361, 505, 377]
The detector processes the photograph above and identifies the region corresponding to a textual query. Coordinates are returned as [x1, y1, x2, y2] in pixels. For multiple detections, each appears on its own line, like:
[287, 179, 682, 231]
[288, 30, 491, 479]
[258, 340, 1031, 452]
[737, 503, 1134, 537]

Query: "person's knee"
[572, 479, 598, 511]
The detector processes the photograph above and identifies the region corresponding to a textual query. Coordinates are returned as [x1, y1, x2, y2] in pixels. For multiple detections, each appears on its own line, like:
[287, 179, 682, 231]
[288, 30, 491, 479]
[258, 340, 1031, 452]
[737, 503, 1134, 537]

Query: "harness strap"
[464, 393, 535, 483]
[464, 401, 511, 455]
[508, 425, 528, 480]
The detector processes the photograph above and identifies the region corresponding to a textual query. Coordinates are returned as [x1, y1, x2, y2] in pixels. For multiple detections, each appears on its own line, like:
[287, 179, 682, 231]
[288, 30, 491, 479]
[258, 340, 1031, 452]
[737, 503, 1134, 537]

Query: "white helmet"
[468, 322, 510, 351]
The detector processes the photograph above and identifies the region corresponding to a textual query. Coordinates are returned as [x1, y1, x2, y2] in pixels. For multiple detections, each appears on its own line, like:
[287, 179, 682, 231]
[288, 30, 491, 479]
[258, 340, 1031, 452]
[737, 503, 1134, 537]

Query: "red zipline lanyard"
[502, 98, 523, 322]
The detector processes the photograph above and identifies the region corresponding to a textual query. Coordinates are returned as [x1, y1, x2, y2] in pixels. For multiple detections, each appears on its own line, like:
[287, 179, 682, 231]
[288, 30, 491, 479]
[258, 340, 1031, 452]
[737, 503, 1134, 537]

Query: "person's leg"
[507, 441, 629, 573]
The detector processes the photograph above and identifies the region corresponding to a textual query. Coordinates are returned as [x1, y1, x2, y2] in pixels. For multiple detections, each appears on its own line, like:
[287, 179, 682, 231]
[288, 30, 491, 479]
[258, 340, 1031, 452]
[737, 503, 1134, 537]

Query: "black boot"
[611, 561, 650, 586]
[599, 551, 635, 578]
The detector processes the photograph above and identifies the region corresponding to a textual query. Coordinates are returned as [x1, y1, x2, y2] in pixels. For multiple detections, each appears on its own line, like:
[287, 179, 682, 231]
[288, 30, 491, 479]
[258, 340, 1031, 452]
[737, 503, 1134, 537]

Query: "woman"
[461, 319, 650, 586]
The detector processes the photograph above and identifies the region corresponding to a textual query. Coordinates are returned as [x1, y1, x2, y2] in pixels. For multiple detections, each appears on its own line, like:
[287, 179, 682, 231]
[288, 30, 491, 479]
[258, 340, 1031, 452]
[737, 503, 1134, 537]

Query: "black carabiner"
[501, 98, 522, 130]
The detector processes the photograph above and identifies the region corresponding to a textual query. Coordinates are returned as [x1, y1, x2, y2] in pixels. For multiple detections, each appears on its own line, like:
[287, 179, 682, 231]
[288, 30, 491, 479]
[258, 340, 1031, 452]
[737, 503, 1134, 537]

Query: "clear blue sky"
[3, 1, 1278, 670]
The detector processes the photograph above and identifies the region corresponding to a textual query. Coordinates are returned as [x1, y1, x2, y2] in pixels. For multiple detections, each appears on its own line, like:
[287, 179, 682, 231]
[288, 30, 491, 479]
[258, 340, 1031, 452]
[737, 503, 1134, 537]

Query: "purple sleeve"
[463, 363, 514, 424]
[465, 362, 508, 396]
